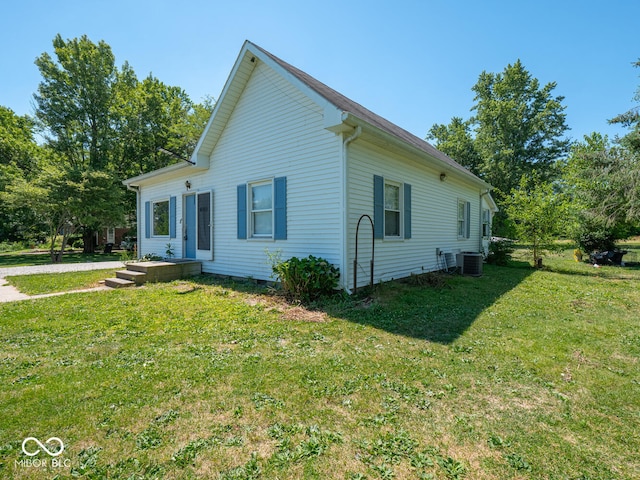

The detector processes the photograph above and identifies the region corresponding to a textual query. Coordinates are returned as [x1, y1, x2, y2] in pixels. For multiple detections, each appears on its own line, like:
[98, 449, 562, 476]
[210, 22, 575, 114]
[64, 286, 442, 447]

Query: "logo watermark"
[16, 437, 71, 469]
[22, 437, 64, 457]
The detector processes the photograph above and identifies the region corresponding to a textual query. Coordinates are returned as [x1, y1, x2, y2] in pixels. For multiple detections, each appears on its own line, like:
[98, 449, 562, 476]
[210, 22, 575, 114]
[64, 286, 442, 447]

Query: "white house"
[124, 41, 497, 292]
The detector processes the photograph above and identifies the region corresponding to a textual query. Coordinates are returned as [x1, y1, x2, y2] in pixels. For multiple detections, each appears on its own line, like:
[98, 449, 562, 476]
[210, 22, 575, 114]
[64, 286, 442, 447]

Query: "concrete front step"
[125, 261, 202, 282]
[105, 277, 136, 288]
[105, 260, 202, 288]
[116, 270, 147, 285]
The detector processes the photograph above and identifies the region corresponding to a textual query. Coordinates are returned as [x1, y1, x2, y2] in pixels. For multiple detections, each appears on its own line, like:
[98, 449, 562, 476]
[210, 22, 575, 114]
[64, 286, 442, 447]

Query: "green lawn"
[0, 251, 122, 268]
[0, 250, 638, 479]
[5, 269, 118, 295]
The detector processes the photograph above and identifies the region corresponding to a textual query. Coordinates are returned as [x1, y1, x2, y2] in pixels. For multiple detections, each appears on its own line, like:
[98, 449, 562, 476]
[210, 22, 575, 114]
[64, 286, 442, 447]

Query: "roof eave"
[340, 113, 492, 190]
[123, 162, 205, 187]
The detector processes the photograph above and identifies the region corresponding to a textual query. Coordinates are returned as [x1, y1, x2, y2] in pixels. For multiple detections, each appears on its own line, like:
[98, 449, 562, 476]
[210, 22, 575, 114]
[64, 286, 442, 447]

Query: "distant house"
[95, 226, 130, 249]
[124, 41, 497, 291]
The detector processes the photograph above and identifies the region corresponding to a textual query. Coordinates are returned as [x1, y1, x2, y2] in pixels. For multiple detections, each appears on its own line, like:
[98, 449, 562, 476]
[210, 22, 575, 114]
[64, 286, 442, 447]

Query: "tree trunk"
[83, 229, 96, 254]
[49, 229, 60, 263]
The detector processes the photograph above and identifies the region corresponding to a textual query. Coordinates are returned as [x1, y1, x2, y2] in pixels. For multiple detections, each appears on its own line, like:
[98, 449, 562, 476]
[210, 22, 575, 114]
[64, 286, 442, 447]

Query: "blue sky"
[2, 0, 639, 144]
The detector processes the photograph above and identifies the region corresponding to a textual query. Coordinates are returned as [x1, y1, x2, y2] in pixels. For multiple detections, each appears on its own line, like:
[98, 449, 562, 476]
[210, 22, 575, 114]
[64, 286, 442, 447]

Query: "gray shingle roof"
[251, 42, 482, 182]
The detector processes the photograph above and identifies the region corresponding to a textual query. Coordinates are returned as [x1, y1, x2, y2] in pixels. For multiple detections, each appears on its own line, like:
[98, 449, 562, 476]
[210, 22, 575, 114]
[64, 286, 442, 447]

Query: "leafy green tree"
[610, 59, 640, 155]
[471, 60, 570, 193]
[564, 133, 638, 251]
[0, 107, 45, 241]
[607, 58, 640, 226]
[504, 173, 567, 267]
[33, 34, 121, 252]
[34, 34, 116, 171]
[559, 59, 640, 254]
[2, 163, 76, 261]
[111, 67, 212, 179]
[427, 117, 482, 175]
[1, 163, 124, 261]
[32, 34, 214, 254]
[0, 106, 40, 175]
[428, 61, 570, 235]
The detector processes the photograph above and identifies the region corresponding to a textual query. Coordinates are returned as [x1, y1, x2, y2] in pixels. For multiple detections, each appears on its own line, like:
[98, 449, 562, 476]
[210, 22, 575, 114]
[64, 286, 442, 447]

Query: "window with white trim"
[458, 199, 470, 239]
[373, 175, 411, 240]
[482, 208, 491, 238]
[237, 177, 286, 241]
[153, 200, 169, 236]
[384, 181, 402, 237]
[250, 181, 273, 238]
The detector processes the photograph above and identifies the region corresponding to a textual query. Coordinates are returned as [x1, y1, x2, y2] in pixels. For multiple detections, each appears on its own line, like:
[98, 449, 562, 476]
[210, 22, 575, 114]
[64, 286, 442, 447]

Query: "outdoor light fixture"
[440, 173, 447, 182]
[185, 180, 191, 190]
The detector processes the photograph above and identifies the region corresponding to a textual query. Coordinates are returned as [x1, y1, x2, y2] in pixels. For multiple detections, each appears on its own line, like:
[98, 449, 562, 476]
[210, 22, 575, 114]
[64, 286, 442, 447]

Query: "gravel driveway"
[0, 261, 125, 278]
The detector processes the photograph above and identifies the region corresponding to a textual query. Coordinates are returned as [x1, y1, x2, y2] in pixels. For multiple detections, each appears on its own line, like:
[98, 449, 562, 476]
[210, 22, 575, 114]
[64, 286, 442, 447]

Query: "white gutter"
[341, 125, 362, 293]
[340, 112, 492, 190]
[479, 189, 494, 253]
[123, 161, 198, 188]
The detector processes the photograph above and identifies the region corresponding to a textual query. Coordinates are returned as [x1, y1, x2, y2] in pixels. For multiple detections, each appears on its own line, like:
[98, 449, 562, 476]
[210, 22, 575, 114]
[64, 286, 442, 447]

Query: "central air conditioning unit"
[456, 252, 483, 276]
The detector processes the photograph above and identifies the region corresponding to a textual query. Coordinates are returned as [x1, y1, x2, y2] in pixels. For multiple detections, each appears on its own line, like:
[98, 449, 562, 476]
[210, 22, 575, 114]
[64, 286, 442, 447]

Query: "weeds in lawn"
[1, 247, 639, 478]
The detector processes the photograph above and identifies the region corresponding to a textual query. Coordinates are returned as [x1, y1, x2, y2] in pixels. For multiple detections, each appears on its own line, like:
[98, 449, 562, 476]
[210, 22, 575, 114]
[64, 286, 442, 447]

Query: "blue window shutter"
[274, 176, 287, 240]
[145, 201, 151, 238]
[169, 196, 176, 238]
[237, 184, 247, 239]
[465, 201, 471, 238]
[404, 183, 412, 239]
[373, 175, 384, 239]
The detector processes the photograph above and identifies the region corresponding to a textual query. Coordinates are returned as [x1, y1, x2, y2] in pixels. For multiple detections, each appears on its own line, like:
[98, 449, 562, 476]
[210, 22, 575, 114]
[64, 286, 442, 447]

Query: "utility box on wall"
[456, 252, 483, 276]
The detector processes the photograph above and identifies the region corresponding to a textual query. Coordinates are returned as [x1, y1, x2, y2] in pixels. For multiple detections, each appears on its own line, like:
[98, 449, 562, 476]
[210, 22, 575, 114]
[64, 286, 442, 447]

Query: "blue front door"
[184, 194, 196, 258]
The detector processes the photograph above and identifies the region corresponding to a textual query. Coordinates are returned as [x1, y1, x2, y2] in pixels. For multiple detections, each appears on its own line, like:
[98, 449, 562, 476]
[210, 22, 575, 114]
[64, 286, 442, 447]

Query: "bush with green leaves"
[271, 254, 339, 302]
[504, 173, 567, 267]
[576, 228, 617, 254]
[572, 217, 635, 254]
[486, 239, 514, 266]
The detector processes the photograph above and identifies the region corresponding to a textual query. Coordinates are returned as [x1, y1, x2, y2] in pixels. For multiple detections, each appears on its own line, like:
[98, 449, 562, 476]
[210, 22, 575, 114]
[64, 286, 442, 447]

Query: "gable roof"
[128, 41, 490, 190]
[249, 42, 489, 188]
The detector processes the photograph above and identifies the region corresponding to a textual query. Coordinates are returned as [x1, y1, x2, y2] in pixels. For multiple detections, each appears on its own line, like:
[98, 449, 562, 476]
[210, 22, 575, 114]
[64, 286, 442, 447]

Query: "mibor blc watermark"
[16, 437, 71, 469]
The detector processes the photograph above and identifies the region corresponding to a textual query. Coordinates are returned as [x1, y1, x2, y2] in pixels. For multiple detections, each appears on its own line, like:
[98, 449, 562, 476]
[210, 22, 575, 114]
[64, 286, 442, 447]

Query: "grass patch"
[0, 251, 121, 268]
[0, 250, 639, 479]
[5, 269, 118, 295]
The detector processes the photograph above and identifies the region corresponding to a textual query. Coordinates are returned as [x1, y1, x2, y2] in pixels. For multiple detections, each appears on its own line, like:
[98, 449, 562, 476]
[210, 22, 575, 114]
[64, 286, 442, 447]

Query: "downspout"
[126, 184, 141, 259]
[341, 125, 362, 294]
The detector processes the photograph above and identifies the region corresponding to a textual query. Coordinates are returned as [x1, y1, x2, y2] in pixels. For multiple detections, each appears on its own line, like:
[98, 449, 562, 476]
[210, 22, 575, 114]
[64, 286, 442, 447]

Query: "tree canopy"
[428, 60, 570, 199]
[0, 34, 214, 256]
[504, 173, 567, 266]
[609, 59, 640, 155]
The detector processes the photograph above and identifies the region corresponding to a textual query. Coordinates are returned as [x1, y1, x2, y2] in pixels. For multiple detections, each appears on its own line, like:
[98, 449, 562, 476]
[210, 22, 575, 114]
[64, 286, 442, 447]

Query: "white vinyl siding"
[136, 48, 489, 290]
[347, 140, 482, 289]
[140, 185, 184, 258]
[139, 60, 342, 280]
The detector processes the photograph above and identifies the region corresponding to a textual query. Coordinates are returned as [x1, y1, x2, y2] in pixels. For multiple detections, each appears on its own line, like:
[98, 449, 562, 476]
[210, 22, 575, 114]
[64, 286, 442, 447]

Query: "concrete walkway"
[0, 261, 125, 303]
